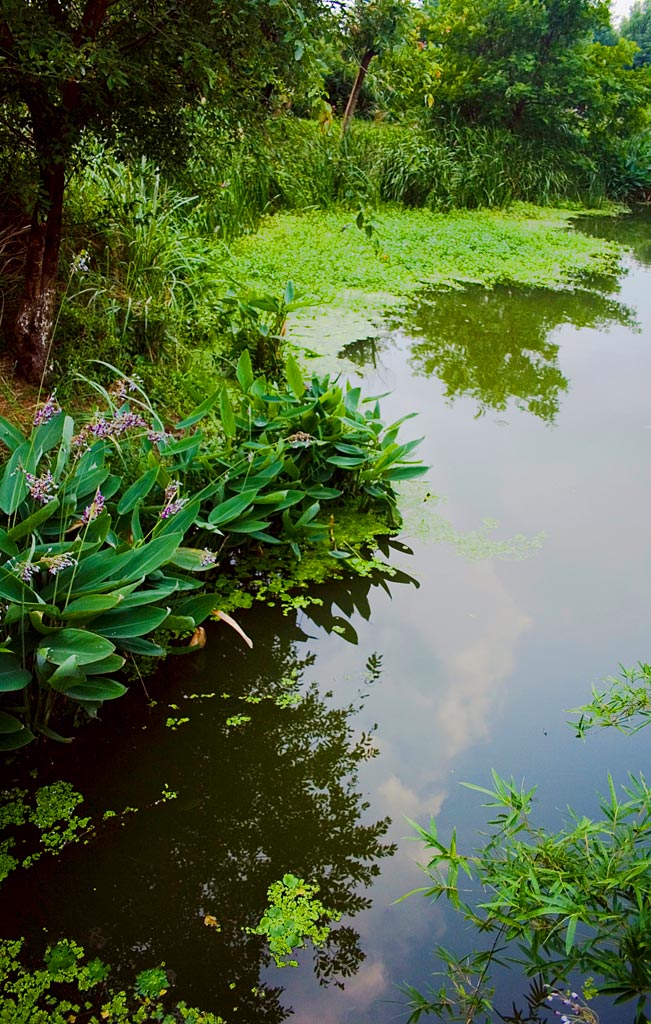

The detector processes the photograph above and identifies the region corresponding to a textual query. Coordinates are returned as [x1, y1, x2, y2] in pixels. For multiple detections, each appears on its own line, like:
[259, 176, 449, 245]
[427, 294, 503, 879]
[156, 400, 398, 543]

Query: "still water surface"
[3, 210, 651, 1023]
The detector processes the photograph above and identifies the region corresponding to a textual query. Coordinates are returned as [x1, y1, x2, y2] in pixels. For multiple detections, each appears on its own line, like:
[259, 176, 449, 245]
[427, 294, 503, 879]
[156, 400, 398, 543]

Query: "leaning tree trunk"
[341, 49, 376, 134]
[14, 159, 65, 384]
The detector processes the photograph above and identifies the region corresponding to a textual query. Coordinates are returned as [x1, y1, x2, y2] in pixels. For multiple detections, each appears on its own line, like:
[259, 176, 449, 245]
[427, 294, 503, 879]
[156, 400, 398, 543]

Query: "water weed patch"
[224, 205, 623, 310]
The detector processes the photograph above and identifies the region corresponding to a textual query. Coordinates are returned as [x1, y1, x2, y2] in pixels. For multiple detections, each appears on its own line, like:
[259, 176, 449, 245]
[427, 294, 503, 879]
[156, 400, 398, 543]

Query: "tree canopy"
[0, 0, 327, 381]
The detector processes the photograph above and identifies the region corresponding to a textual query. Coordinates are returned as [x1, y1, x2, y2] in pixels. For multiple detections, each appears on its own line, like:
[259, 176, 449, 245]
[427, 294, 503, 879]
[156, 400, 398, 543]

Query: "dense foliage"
[0, 363, 425, 747]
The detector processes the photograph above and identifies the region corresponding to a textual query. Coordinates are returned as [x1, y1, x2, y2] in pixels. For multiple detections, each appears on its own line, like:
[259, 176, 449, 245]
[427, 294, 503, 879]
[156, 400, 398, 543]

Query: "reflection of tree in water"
[300, 539, 418, 645]
[576, 208, 651, 267]
[396, 285, 636, 422]
[0, 610, 395, 1024]
[403, 285, 637, 422]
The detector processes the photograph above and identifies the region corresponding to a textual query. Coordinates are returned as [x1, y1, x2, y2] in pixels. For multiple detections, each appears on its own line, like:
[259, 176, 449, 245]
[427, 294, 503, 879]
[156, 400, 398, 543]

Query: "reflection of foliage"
[405, 770, 651, 1022]
[577, 209, 651, 268]
[0, 611, 395, 1024]
[397, 285, 637, 422]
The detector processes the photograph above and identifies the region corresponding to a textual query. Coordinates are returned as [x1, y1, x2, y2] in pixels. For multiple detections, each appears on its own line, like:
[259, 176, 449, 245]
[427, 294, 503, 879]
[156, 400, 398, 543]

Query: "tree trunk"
[341, 49, 376, 134]
[14, 159, 65, 384]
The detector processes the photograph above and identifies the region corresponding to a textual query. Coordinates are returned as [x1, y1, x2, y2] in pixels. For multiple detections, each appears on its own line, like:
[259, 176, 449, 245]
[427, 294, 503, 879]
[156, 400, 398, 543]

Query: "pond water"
[3, 209, 651, 1023]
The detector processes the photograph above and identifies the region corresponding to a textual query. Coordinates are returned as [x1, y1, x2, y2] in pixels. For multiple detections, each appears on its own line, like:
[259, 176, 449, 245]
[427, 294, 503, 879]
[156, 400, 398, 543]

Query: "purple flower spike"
[34, 394, 61, 426]
[82, 490, 106, 525]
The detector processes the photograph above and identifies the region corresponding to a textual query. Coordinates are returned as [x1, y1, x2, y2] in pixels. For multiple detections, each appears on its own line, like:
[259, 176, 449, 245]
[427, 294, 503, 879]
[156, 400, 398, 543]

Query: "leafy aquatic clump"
[0, 364, 426, 748]
[248, 872, 341, 968]
[402, 771, 651, 1023]
[211, 348, 427, 559]
[0, 937, 224, 1023]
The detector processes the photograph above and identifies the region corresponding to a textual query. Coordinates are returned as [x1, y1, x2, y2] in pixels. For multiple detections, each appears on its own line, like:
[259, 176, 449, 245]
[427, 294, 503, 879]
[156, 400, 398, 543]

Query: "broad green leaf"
[159, 433, 202, 457]
[116, 467, 159, 515]
[283, 280, 295, 304]
[60, 594, 123, 620]
[175, 390, 220, 430]
[226, 516, 271, 533]
[102, 532, 184, 583]
[253, 489, 304, 510]
[5, 602, 58, 626]
[220, 387, 237, 438]
[0, 442, 32, 513]
[565, 914, 578, 953]
[296, 502, 320, 528]
[38, 629, 115, 666]
[0, 710, 24, 734]
[0, 565, 39, 604]
[116, 636, 166, 656]
[382, 464, 428, 481]
[305, 485, 341, 499]
[0, 727, 34, 750]
[236, 348, 254, 393]
[208, 489, 258, 526]
[84, 653, 126, 676]
[32, 411, 65, 460]
[168, 548, 216, 571]
[48, 654, 86, 693]
[344, 387, 362, 415]
[71, 465, 110, 501]
[172, 592, 222, 625]
[115, 582, 180, 608]
[64, 677, 128, 702]
[0, 415, 26, 453]
[0, 528, 18, 558]
[162, 614, 195, 632]
[285, 353, 305, 399]
[326, 455, 367, 468]
[91, 605, 170, 638]
[7, 497, 60, 542]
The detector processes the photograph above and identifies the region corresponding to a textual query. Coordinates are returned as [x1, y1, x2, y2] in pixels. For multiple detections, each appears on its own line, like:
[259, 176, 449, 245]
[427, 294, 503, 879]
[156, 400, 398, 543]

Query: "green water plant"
[0, 937, 224, 1023]
[404, 770, 651, 1022]
[248, 872, 341, 968]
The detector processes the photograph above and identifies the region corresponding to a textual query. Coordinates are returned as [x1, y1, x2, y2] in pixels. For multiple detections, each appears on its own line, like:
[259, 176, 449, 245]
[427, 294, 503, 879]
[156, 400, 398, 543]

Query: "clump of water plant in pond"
[248, 872, 340, 968]
[0, 363, 426, 748]
[0, 936, 225, 1023]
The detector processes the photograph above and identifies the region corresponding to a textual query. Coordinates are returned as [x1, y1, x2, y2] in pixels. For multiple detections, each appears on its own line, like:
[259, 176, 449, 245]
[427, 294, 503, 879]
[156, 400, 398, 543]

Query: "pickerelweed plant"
[0, 360, 427, 748]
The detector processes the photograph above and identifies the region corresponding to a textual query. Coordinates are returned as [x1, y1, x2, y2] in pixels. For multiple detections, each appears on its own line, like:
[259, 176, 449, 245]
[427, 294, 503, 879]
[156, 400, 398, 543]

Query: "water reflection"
[577, 206, 651, 266]
[342, 285, 637, 422]
[405, 286, 638, 421]
[0, 618, 395, 1022]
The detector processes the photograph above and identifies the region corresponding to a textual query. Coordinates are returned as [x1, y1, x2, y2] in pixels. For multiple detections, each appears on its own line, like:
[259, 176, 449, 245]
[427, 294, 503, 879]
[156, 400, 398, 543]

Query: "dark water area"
[3, 208, 651, 1023]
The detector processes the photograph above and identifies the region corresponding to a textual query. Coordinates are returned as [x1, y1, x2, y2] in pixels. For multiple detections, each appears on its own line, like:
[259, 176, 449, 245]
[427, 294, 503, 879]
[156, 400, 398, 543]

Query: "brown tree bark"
[341, 49, 376, 134]
[14, 158, 65, 384]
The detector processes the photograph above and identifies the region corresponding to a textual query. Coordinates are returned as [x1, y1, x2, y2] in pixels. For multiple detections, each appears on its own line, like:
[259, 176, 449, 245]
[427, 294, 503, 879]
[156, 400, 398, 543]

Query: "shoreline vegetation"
[2, 0, 651, 1010]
